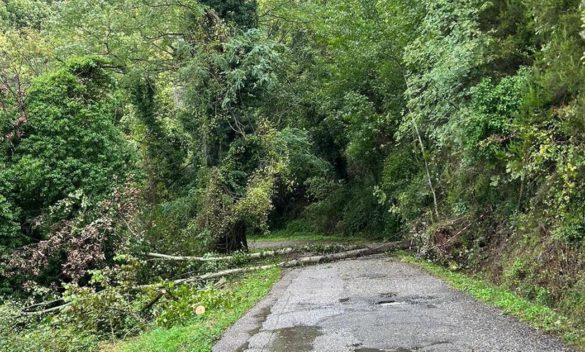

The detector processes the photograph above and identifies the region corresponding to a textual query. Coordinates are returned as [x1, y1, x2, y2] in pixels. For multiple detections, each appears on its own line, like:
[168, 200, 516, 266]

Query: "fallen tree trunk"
[22, 298, 65, 312]
[25, 241, 411, 315]
[22, 302, 71, 315]
[146, 247, 294, 262]
[172, 240, 411, 285]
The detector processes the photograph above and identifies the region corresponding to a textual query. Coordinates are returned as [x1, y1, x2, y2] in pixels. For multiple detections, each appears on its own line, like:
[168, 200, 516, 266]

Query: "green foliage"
[129, 75, 189, 202]
[201, 0, 258, 29]
[276, 127, 330, 182]
[0, 316, 98, 352]
[2, 57, 132, 223]
[153, 285, 231, 328]
[2, 0, 585, 348]
[0, 264, 280, 352]
[299, 180, 400, 238]
[464, 71, 530, 163]
[249, 230, 361, 243]
[142, 191, 203, 255]
[60, 257, 147, 339]
[112, 268, 281, 352]
[560, 277, 585, 327]
[0, 0, 53, 30]
[400, 254, 585, 349]
[402, 0, 490, 144]
[15, 59, 129, 201]
[0, 193, 20, 251]
[0, 57, 136, 297]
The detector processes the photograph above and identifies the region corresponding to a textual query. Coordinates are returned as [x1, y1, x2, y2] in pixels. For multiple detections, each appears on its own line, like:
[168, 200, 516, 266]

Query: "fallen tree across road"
[172, 240, 411, 284]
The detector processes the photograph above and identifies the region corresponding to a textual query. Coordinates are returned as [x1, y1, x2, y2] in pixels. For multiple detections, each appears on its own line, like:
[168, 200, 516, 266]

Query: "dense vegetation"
[1, 0, 585, 350]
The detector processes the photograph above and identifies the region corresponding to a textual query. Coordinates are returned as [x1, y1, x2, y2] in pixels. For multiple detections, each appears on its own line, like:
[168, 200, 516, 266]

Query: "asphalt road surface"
[213, 255, 574, 352]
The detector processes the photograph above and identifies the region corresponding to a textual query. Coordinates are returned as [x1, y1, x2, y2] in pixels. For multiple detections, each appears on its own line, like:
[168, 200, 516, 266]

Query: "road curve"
[213, 255, 575, 352]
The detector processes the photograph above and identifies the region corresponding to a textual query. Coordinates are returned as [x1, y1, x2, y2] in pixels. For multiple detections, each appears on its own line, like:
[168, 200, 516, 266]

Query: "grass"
[106, 268, 281, 352]
[398, 253, 585, 350]
[249, 230, 365, 243]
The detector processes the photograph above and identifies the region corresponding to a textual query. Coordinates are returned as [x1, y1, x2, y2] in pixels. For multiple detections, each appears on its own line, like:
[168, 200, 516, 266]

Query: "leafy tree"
[2, 0, 585, 341]
[1, 57, 133, 244]
[201, 0, 258, 29]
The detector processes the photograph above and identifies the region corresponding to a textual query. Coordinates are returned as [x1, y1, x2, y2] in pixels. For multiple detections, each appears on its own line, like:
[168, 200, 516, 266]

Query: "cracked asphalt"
[213, 255, 575, 352]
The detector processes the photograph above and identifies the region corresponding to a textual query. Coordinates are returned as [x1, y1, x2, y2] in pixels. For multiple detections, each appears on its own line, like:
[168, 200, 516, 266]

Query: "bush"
[0, 301, 99, 352]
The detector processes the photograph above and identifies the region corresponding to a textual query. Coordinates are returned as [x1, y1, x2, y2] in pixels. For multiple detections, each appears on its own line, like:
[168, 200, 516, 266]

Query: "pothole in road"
[376, 299, 402, 306]
[354, 348, 413, 352]
[376, 292, 401, 306]
[376, 294, 437, 307]
[365, 273, 387, 279]
[342, 293, 437, 307]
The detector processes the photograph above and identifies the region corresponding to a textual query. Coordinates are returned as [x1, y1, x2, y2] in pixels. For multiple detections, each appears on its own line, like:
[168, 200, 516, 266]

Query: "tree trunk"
[147, 248, 294, 262]
[215, 220, 248, 253]
[175, 240, 411, 284]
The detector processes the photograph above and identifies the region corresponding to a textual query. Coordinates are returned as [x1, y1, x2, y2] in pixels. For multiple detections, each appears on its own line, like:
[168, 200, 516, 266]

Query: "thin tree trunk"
[146, 247, 294, 262]
[171, 240, 411, 285]
[411, 115, 440, 221]
[390, 56, 440, 222]
[22, 302, 71, 315]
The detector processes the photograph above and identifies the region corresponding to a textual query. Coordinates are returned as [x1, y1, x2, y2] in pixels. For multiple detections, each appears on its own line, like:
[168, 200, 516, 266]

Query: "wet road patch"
[269, 325, 322, 352]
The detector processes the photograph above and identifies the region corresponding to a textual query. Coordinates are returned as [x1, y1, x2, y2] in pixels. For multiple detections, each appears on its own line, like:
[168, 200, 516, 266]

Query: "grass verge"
[106, 268, 281, 352]
[398, 253, 585, 350]
[249, 231, 364, 243]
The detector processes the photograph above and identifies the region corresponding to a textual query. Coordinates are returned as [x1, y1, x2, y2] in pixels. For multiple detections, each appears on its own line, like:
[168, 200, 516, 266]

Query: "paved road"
[214, 255, 575, 352]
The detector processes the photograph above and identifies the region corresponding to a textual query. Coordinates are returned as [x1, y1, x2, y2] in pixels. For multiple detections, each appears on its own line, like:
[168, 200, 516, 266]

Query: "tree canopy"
[1, 0, 585, 349]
